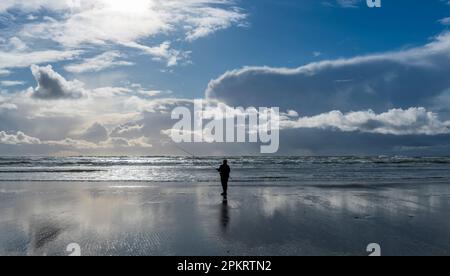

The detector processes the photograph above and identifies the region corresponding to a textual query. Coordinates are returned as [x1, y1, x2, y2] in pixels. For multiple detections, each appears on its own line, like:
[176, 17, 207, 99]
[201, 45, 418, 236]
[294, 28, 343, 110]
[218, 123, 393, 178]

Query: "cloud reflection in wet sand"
[0, 182, 449, 256]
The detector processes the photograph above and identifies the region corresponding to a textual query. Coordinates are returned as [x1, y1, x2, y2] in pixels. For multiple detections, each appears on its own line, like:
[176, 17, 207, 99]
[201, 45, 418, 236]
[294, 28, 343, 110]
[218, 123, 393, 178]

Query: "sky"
[1, 0, 450, 156]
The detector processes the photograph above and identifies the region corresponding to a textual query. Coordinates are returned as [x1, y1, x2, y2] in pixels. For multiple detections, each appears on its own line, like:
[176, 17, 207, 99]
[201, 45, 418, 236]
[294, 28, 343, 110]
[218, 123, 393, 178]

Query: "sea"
[1, 156, 449, 185]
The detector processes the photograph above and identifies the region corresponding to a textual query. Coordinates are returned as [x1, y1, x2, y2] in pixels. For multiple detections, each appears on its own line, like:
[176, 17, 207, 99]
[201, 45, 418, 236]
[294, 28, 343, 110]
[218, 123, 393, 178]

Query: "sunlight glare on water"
[1, 156, 450, 186]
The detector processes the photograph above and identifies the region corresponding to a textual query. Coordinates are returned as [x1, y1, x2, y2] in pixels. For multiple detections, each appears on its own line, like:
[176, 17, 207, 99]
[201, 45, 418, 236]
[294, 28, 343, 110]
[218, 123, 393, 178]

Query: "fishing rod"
[164, 137, 233, 180]
[170, 141, 221, 171]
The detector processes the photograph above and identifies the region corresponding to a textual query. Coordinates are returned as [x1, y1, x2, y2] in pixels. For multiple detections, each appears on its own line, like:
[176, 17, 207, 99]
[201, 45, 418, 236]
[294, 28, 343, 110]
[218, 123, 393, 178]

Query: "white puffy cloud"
[31, 64, 85, 99]
[64, 51, 134, 74]
[0, 131, 41, 145]
[281, 108, 450, 136]
[0, 130, 152, 151]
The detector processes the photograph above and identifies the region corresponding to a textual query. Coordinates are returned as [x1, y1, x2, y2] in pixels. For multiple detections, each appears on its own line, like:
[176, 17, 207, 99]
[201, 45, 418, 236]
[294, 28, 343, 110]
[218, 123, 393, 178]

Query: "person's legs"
[221, 178, 228, 195]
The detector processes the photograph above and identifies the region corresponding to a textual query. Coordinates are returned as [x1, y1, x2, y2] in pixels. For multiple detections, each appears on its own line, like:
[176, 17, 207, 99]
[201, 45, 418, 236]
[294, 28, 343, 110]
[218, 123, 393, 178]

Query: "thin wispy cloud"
[337, 0, 361, 8]
[439, 17, 450, 25]
[64, 51, 134, 74]
[0, 0, 246, 73]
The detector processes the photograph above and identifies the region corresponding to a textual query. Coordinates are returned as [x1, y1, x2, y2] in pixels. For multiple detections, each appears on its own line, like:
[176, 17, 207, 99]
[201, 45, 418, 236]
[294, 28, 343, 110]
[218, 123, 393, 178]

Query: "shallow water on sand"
[0, 181, 449, 256]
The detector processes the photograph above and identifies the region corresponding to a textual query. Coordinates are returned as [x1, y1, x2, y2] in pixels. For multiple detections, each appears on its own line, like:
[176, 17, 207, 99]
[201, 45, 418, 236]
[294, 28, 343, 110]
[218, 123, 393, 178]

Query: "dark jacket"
[218, 165, 231, 179]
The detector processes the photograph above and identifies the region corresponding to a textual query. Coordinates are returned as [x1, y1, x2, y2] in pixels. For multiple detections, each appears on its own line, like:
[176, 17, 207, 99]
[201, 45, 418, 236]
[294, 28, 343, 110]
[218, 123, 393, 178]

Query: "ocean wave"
[0, 169, 106, 173]
[1, 156, 450, 182]
[2, 156, 450, 167]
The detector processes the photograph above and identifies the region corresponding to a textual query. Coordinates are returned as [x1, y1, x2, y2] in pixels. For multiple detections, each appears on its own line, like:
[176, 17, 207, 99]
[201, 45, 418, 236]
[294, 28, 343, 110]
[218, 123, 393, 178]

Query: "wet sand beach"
[0, 181, 449, 256]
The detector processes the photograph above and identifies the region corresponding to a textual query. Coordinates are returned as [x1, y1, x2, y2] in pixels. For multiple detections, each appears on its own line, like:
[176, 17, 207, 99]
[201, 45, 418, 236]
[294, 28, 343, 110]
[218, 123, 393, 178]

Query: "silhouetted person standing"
[217, 160, 231, 197]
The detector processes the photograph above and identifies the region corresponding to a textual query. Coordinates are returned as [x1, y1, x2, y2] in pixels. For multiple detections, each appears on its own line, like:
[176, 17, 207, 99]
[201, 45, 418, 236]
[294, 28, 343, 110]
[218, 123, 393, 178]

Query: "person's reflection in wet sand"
[220, 198, 230, 233]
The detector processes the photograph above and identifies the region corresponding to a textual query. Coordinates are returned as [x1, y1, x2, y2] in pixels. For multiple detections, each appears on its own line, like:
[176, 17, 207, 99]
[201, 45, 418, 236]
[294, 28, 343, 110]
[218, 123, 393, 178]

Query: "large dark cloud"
[80, 122, 109, 142]
[202, 32, 450, 155]
[206, 33, 450, 117]
[31, 65, 84, 100]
